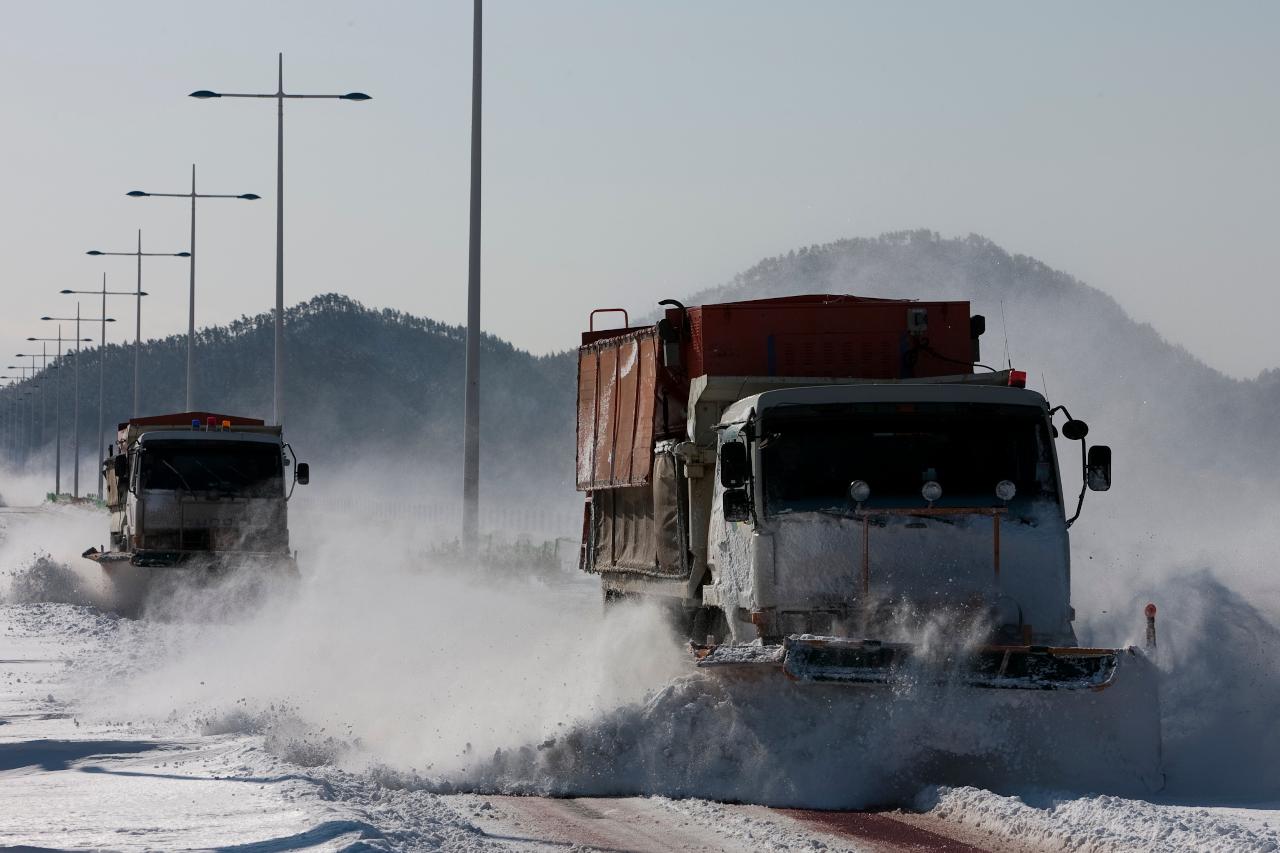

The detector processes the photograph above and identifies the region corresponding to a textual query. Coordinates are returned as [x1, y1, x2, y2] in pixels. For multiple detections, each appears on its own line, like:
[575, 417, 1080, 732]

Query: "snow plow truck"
[83, 412, 309, 608]
[576, 295, 1162, 793]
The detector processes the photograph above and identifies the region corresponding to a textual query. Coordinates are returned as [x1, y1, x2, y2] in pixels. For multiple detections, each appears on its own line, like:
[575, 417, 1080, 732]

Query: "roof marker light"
[191, 419, 200, 430]
[222, 420, 231, 430]
[206, 416, 216, 431]
[1008, 369, 1027, 388]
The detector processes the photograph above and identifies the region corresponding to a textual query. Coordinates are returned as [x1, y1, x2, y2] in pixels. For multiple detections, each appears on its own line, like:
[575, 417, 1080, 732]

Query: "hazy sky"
[1, 1, 1276, 378]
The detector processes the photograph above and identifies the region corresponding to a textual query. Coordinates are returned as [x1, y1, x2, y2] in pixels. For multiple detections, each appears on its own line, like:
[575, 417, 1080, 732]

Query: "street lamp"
[61, 274, 137, 499]
[14, 353, 43, 464]
[27, 330, 80, 495]
[41, 307, 113, 498]
[127, 165, 259, 410]
[1, 370, 33, 465]
[87, 230, 188, 417]
[0, 380, 15, 464]
[191, 53, 371, 426]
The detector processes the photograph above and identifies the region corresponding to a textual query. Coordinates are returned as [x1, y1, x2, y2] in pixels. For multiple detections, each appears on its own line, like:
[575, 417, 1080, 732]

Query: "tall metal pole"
[189, 57, 368, 425]
[55, 326, 62, 495]
[462, 0, 483, 551]
[98, 275, 107, 500]
[275, 54, 286, 426]
[40, 343, 47, 454]
[28, 355, 39, 464]
[127, 171, 256, 413]
[28, 383, 36, 464]
[16, 392, 22, 468]
[74, 303, 81, 498]
[134, 230, 142, 417]
[188, 164, 197, 412]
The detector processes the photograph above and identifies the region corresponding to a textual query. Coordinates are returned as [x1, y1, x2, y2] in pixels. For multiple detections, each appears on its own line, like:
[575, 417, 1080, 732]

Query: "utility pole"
[461, 0, 483, 551]
[87, 232, 187, 417]
[190, 56, 370, 425]
[41, 310, 105, 497]
[127, 166, 258, 410]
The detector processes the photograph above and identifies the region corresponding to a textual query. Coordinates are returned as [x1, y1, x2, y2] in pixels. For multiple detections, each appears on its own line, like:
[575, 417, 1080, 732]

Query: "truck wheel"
[602, 587, 628, 611]
[689, 606, 729, 646]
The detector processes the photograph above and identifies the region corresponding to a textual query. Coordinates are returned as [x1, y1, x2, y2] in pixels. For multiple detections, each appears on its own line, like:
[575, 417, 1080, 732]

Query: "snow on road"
[0, 601, 488, 851]
[3, 504, 1280, 852]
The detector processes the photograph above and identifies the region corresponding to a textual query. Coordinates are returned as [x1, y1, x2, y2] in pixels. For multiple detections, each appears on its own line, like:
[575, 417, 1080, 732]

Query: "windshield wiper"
[189, 458, 237, 495]
[159, 459, 196, 497]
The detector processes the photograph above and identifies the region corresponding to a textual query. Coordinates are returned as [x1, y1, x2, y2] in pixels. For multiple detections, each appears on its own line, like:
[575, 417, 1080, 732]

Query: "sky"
[0, 1, 1276, 378]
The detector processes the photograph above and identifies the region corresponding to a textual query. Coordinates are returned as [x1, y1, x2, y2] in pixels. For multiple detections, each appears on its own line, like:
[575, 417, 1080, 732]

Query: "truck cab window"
[761, 402, 1056, 514]
[140, 440, 285, 498]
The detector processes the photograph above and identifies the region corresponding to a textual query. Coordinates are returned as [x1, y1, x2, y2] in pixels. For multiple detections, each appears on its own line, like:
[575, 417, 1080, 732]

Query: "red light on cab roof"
[1008, 369, 1027, 388]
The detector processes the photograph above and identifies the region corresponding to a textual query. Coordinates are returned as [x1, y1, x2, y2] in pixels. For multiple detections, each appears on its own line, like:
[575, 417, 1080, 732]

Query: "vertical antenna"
[999, 300, 1012, 369]
[1041, 372, 1051, 402]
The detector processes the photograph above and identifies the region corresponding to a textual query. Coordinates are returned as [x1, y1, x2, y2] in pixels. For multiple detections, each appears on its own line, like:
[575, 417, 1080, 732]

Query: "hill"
[0, 293, 577, 503]
[679, 230, 1269, 481]
[3, 232, 1273, 515]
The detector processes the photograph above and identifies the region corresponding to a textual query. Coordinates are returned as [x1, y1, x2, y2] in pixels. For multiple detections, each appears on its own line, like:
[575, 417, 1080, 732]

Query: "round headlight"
[921, 481, 943, 503]
[849, 480, 871, 503]
[995, 479, 1017, 501]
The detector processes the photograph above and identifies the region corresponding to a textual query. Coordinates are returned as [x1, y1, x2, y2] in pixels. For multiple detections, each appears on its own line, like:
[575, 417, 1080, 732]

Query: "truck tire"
[689, 606, 729, 645]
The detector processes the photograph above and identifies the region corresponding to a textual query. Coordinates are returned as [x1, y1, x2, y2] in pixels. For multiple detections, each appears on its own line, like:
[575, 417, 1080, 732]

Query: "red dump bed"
[577, 295, 978, 491]
[581, 295, 977, 489]
[677, 295, 972, 379]
[576, 294, 972, 489]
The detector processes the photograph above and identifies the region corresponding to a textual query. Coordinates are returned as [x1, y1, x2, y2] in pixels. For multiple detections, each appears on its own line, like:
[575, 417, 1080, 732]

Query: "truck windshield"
[141, 440, 283, 497]
[760, 402, 1057, 513]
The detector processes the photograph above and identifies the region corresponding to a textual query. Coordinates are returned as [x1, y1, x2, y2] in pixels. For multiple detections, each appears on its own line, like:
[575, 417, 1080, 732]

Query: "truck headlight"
[995, 480, 1017, 502]
[921, 481, 943, 503]
[848, 480, 871, 503]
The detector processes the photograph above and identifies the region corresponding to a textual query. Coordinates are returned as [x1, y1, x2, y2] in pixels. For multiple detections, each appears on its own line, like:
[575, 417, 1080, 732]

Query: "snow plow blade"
[693, 636, 1128, 690]
[693, 635, 1164, 794]
[781, 637, 1119, 689]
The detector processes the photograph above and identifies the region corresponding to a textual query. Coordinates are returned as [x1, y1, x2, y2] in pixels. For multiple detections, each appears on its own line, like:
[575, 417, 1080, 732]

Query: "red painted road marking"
[782, 809, 993, 852]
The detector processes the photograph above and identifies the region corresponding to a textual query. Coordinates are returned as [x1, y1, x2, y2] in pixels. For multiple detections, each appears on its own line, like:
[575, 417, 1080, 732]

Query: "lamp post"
[127, 166, 259, 410]
[190, 53, 371, 426]
[1, 371, 32, 465]
[87, 231, 188, 417]
[42, 307, 112, 497]
[27, 329, 78, 495]
[0, 382, 12, 464]
[61, 276, 136, 499]
[13, 353, 43, 463]
[462, 0, 483, 551]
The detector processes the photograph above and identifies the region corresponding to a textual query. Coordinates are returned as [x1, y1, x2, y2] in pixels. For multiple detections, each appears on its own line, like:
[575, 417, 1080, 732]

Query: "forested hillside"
[0, 294, 576, 499]
[3, 232, 1274, 506]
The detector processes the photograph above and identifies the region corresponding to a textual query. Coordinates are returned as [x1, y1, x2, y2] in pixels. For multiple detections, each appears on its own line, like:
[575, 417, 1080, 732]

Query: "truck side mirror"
[720, 442, 749, 488]
[1086, 445, 1111, 491]
[113, 455, 128, 478]
[723, 487, 751, 523]
[1062, 419, 1089, 441]
[295, 462, 310, 486]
